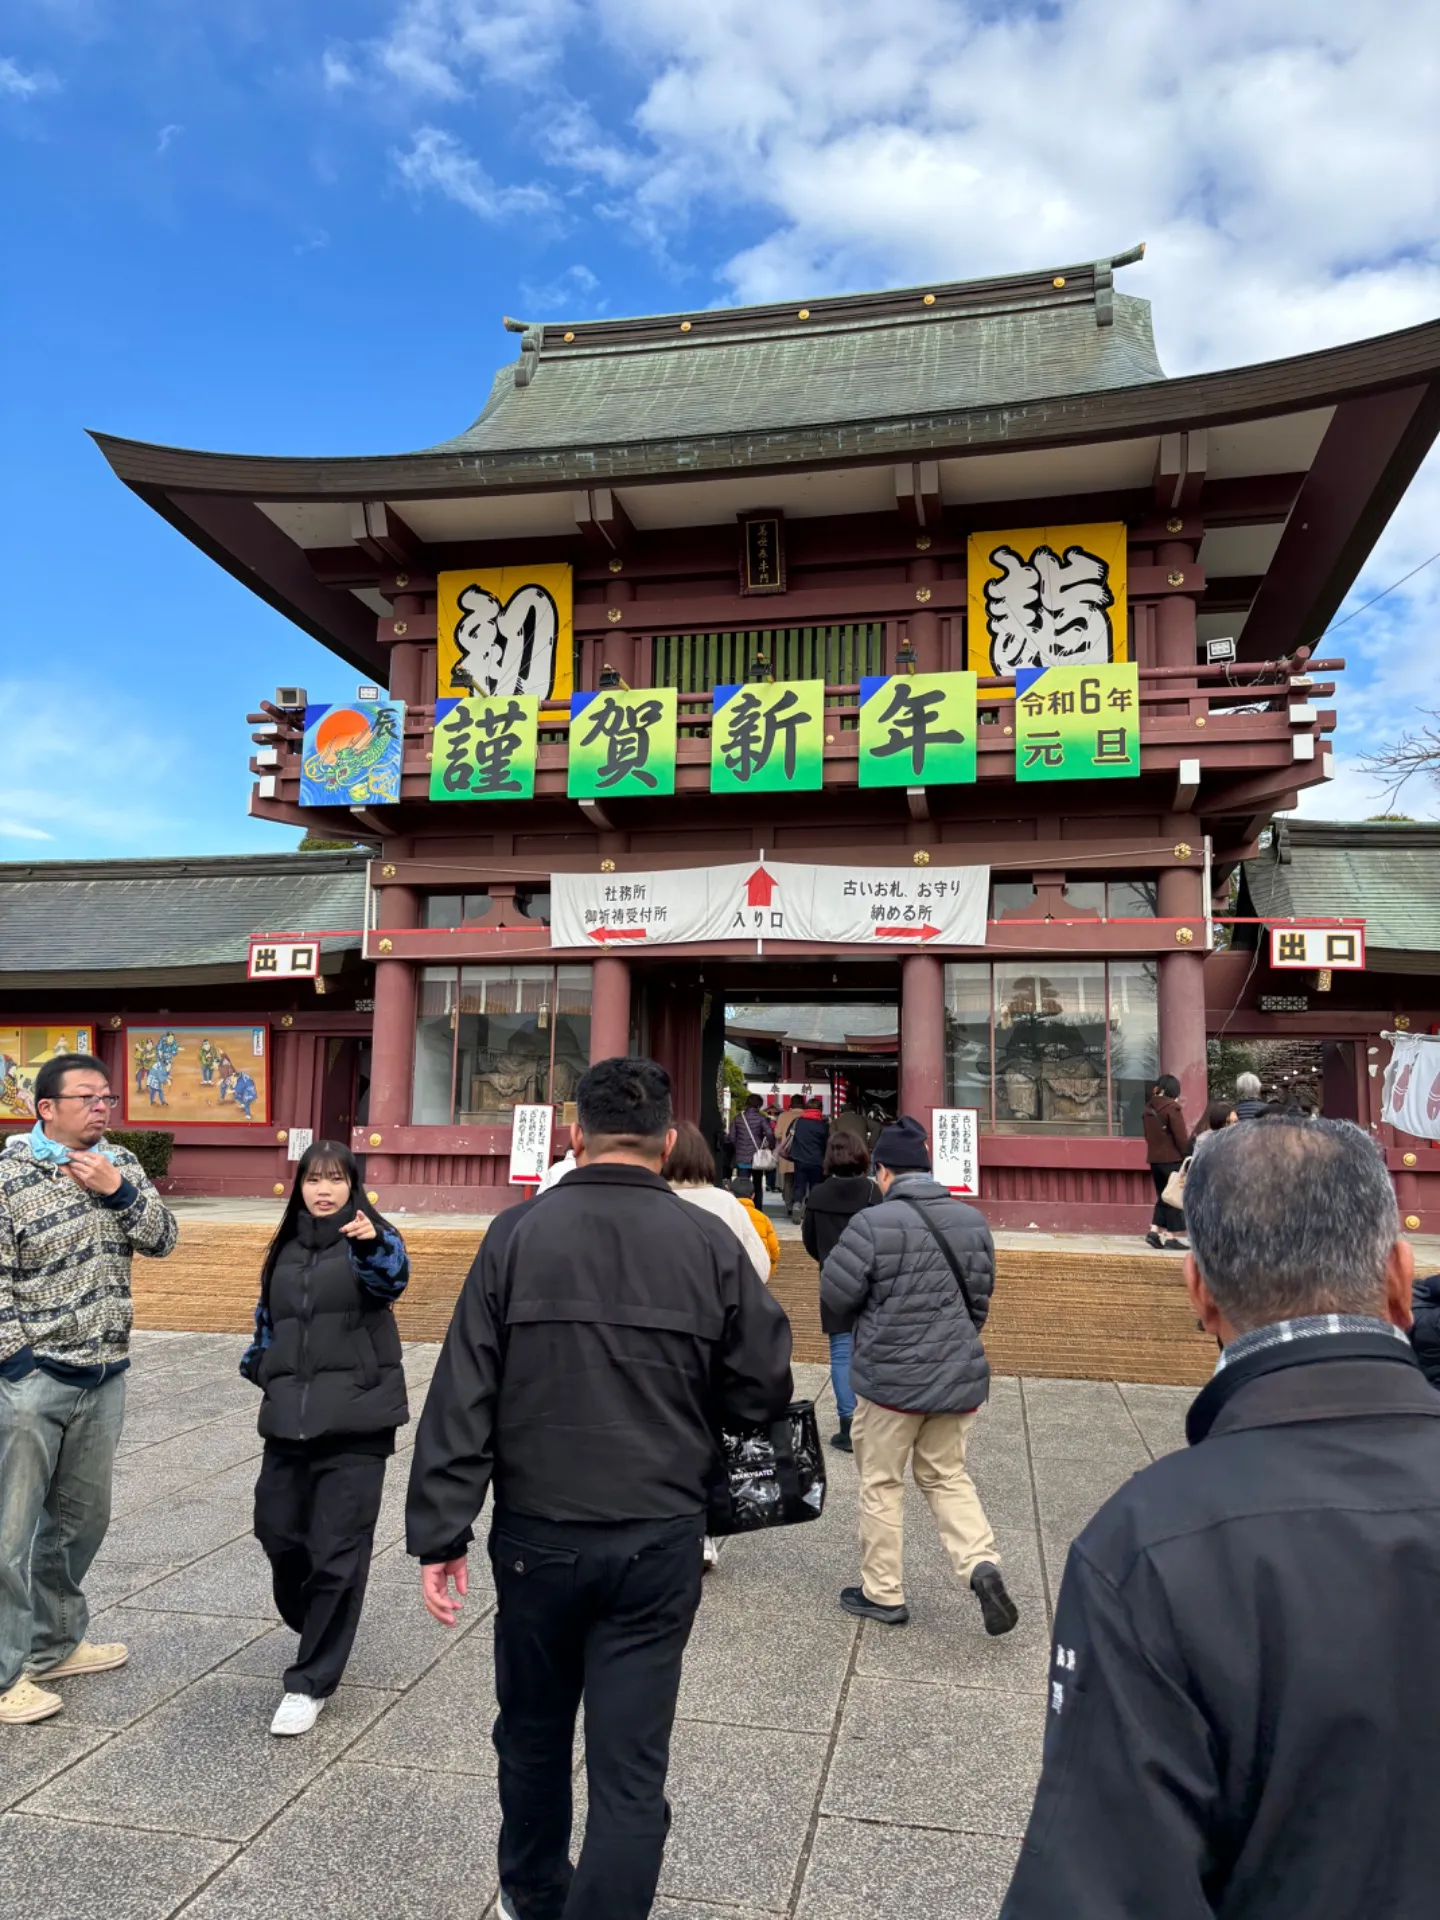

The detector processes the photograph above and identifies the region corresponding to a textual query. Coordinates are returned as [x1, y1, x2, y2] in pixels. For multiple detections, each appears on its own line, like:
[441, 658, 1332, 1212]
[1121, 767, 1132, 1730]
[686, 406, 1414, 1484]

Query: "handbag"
[1160, 1157, 1191, 1210]
[707, 1400, 827, 1536]
[751, 1144, 777, 1171]
[895, 1195, 980, 1326]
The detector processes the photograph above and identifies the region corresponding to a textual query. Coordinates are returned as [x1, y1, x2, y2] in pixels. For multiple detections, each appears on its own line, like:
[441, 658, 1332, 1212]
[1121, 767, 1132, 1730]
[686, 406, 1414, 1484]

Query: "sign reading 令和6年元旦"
[1014, 663, 1140, 782]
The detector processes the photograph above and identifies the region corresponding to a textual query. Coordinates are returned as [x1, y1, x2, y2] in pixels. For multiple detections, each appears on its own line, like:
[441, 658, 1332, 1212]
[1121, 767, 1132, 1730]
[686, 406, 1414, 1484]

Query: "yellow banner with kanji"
[436, 564, 574, 703]
[967, 523, 1128, 690]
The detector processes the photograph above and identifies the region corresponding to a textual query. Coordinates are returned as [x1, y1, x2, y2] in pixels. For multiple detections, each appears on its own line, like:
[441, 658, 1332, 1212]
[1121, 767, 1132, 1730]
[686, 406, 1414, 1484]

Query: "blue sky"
[4, 0, 1438, 859]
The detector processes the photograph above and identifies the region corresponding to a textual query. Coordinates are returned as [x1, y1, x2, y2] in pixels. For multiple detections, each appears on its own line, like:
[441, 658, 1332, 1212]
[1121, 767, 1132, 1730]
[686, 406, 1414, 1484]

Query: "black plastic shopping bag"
[707, 1400, 827, 1536]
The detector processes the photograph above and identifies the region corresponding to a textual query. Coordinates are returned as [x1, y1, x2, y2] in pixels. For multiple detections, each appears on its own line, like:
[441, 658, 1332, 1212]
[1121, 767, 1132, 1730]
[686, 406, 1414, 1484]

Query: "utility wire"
[1325, 547, 1440, 634]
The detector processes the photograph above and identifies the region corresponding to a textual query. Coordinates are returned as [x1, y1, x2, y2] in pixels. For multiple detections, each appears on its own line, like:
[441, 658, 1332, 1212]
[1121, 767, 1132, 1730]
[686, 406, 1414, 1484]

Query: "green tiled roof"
[437, 260, 1163, 455]
[1244, 821, 1440, 963]
[0, 852, 367, 980]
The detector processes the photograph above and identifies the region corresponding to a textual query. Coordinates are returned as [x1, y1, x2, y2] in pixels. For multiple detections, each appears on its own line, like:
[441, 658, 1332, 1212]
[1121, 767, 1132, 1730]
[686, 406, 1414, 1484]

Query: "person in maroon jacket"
[1142, 1074, 1190, 1251]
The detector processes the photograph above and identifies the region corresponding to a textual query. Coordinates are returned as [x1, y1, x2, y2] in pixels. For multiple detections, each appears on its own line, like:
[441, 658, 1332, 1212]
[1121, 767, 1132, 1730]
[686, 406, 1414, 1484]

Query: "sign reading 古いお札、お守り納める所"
[509, 1103, 555, 1184]
[549, 861, 988, 949]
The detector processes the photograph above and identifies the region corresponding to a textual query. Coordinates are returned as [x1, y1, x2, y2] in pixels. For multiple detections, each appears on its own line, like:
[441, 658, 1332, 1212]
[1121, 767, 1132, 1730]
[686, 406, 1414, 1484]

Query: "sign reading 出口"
[1268, 927, 1365, 971]
[550, 861, 989, 949]
[431, 695, 539, 801]
[1014, 664, 1140, 782]
[859, 673, 977, 788]
[247, 939, 319, 980]
[568, 689, 678, 799]
[711, 681, 825, 795]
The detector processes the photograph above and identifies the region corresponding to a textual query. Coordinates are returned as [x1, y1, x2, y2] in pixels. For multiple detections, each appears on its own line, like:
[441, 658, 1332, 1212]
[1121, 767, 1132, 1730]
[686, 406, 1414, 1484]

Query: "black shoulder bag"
[707, 1400, 827, 1536]
[895, 1195, 980, 1327]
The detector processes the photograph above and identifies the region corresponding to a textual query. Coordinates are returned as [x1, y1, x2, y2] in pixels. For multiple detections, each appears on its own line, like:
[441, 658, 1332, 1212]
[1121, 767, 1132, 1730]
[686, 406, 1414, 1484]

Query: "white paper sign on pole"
[550, 860, 988, 949]
[932, 1108, 980, 1195]
[286, 1127, 314, 1162]
[509, 1104, 555, 1185]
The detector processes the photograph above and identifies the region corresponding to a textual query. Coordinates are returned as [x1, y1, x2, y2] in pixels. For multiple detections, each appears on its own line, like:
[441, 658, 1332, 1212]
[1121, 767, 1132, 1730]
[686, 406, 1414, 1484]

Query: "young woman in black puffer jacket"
[240, 1141, 409, 1737]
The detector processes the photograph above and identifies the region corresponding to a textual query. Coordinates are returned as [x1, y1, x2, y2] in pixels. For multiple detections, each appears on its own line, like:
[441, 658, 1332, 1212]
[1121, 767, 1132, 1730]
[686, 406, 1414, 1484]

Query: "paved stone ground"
[1, 1332, 1191, 1919]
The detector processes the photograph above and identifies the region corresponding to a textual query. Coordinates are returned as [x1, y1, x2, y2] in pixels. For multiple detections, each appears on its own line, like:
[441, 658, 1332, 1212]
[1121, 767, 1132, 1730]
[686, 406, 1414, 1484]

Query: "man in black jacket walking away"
[821, 1116, 1017, 1637]
[1002, 1115, 1440, 1920]
[406, 1057, 793, 1920]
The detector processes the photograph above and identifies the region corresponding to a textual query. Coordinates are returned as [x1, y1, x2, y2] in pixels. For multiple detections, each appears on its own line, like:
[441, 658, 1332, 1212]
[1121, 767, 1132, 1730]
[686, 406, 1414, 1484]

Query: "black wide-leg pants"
[491, 1509, 705, 1920]
[253, 1442, 387, 1699]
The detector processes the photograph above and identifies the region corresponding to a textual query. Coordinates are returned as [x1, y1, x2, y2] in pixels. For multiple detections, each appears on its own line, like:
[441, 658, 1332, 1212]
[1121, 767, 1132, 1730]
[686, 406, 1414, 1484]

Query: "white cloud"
[395, 126, 556, 219]
[0, 820, 54, 842]
[334, 0, 581, 99]
[518, 261, 601, 311]
[0, 681, 191, 852]
[322, 47, 359, 90]
[0, 55, 59, 97]
[155, 122, 182, 155]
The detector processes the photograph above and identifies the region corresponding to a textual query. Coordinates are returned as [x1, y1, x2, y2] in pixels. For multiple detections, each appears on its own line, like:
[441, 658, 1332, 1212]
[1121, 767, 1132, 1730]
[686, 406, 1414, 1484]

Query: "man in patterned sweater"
[0, 1053, 177, 1724]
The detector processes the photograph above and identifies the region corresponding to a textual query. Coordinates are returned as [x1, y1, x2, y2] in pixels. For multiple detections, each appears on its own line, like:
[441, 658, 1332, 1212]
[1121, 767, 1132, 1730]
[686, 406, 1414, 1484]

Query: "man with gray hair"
[1233, 1069, 1267, 1120]
[1002, 1116, 1439, 1920]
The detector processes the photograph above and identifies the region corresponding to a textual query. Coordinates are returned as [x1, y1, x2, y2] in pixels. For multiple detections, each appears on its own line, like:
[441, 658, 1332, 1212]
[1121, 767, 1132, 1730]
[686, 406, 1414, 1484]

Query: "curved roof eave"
[90, 314, 1440, 504]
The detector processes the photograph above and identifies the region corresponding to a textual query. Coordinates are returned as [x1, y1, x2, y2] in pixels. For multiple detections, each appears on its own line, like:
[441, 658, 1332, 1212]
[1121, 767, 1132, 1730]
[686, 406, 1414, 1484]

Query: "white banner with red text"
[550, 860, 988, 950]
[1381, 1033, 1440, 1141]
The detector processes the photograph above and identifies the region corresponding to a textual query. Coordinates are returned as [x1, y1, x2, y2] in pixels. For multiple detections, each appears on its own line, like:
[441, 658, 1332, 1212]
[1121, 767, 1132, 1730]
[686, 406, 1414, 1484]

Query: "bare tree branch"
[1360, 710, 1440, 804]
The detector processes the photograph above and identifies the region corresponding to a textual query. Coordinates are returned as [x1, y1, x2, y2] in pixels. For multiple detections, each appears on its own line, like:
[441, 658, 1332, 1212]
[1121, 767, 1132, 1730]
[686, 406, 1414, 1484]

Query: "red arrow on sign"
[746, 865, 778, 907]
[589, 926, 649, 943]
[873, 923, 942, 941]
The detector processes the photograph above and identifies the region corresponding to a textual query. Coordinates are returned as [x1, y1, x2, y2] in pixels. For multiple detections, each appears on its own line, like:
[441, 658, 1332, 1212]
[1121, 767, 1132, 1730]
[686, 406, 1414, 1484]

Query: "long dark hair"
[258, 1140, 387, 1300]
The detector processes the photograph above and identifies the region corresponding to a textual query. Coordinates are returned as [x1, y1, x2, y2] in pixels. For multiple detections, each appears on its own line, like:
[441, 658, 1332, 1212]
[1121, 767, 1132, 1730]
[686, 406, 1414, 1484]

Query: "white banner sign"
[1382, 1034, 1440, 1141]
[286, 1127, 314, 1162]
[932, 1108, 980, 1195]
[509, 1103, 555, 1185]
[551, 860, 988, 950]
[1268, 925, 1365, 970]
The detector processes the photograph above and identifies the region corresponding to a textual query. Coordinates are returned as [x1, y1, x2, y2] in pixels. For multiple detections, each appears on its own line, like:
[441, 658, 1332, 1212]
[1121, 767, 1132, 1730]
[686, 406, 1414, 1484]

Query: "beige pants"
[852, 1397, 999, 1607]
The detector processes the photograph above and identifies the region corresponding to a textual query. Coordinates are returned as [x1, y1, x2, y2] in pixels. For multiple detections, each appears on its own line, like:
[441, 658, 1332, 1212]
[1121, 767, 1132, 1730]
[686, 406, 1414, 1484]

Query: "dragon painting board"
[299, 700, 406, 806]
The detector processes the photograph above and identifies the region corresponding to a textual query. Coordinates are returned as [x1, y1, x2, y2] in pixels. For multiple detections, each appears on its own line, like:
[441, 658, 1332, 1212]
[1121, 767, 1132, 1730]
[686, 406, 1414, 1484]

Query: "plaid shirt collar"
[1215, 1314, 1410, 1373]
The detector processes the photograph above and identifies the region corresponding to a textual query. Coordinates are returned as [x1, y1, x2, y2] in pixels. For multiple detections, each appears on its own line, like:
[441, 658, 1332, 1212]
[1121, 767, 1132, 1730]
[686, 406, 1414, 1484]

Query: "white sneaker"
[495, 1895, 521, 1920]
[269, 1691, 325, 1737]
[702, 1536, 719, 1572]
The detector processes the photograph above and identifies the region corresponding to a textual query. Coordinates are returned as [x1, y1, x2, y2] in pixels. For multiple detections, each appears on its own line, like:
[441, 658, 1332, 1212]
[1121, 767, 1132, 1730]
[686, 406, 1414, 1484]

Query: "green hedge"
[107, 1130, 175, 1182]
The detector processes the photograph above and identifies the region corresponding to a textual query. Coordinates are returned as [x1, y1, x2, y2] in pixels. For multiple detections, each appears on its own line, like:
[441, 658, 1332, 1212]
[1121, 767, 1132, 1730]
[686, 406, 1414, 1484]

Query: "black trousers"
[1149, 1161, 1186, 1234]
[491, 1509, 705, 1920]
[253, 1443, 387, 1698]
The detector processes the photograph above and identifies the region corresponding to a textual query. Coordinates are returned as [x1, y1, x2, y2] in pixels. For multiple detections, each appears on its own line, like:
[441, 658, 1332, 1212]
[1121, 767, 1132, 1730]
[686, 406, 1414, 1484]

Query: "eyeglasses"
[53, 1093, 121, 1111]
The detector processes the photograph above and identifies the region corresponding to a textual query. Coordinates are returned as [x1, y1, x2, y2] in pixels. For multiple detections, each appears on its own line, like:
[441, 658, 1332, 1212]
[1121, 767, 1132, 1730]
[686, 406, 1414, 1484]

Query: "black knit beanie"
[874, 1115, 931, 1172]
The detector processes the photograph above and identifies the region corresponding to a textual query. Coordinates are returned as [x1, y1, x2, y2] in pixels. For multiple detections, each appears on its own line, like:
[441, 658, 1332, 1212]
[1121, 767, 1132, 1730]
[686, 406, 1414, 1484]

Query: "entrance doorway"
[319, 1036, 364, 1143]
[725, 997, 899, 1123]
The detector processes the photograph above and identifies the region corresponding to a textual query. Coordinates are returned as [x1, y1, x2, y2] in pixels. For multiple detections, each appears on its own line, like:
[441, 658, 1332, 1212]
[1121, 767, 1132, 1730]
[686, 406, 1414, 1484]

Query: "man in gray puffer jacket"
[821, 1116, 1017, 1636]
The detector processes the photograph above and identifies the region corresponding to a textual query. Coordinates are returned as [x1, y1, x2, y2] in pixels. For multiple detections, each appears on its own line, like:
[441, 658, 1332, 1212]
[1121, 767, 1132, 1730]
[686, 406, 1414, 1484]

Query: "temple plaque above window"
[738, 511, 787, 596]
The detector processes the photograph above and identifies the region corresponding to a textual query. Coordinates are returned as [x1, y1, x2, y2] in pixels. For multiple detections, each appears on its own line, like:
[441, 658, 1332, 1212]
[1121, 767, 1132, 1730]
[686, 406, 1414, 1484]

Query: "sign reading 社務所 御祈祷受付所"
[549, 861, 988, 949]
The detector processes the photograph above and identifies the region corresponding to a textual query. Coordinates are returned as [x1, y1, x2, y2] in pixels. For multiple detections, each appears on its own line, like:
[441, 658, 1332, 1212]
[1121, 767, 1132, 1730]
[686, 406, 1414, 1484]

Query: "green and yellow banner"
[431, 695, 539, 801]
[859, 673, 977, 788]
[1013, 663, 1140, 782]
[711, 680, 825, 794]
[568, 688, 678, 799]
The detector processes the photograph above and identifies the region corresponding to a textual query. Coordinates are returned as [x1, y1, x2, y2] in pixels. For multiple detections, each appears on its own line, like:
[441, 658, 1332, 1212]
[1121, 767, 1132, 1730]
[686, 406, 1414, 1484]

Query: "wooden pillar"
[368, 885, 419, 1161]
[1155, 540, 1198, 718]
[899, 953, 946, 1129]
[388, 595, 426, 705]
[906, 556, 942, 673]
[590, 957, 631, 1062]
[1157, 861, 1208, 1123]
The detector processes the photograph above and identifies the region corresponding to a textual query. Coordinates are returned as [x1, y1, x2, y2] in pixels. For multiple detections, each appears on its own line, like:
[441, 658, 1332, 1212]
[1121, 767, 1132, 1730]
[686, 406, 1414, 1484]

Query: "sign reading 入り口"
[568, 689, 678, 799]
[739, 512, 786, 595]
[1014, 663, 1140, 782]
[550, 861, 989, 949]
[967, 522, 1129, 681]
[859, 673, 977, 788]
[248, 939, 319, 980]
[431, 694, 539, 801]
[509, 1103, 555, 1185]
[711, 681, 825, 794]
[436, 565, 574, 704]
[1268, 926, 1365, 971]
[932, 1108, 979, 1196]
[300, 700, 405, 806]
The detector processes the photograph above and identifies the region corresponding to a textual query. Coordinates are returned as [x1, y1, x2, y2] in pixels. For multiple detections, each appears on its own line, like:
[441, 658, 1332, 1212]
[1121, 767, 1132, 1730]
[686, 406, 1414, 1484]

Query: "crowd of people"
[5, 1049, 1440, 1919]
[1144, 1069, 1325, 1249]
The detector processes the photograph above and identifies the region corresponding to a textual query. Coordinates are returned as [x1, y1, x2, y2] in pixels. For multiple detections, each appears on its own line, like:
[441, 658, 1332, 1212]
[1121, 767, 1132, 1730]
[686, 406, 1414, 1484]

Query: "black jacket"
[1002, 1332, 1440, 1920]
[787, 1115, 829, 1168]
[405, 1162, 794, 1559]
[254, 1210, 410, 1443]
[801, 1173, 881, 1335]
[820, 1173, 994, 1412]
[1410, 1274, 1440, 1388]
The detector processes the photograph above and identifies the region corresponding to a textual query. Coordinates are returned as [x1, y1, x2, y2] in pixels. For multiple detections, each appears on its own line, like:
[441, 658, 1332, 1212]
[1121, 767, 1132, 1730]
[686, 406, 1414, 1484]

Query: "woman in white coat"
[662, 1122, 770, 1282]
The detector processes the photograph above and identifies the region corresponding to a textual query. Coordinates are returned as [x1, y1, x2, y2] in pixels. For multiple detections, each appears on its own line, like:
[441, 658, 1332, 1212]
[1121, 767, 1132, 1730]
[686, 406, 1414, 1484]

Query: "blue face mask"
[27, 1121, 119, 1166]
